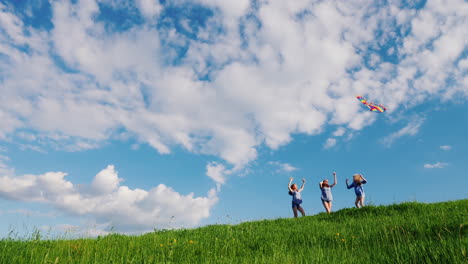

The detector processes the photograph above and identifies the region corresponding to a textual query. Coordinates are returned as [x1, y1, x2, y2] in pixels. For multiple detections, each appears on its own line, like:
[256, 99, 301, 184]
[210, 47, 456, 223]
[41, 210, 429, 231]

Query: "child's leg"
[329, 201, 333, 212]
[354, 197, 360, 208]
[322, 201, 330, 213]
[292, 206, 298, 218]
[322, 201, 329, 213]
[298, 206, 306, 216]
[360, 196, 365, 207]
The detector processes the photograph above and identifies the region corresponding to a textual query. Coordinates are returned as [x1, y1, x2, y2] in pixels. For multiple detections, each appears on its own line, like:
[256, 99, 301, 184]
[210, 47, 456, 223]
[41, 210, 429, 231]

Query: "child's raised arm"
[299, 178, 306, 192]
[330, 172, 337, 188]
[288, 177, 294, 192]
[346, 178, 353, 189]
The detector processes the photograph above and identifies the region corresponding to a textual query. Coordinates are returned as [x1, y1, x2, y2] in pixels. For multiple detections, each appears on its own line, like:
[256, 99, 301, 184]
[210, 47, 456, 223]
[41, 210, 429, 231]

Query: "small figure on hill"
[346, 174, 368, 208]
[319, 172, 337, 213]
[288, 177, 306, 218]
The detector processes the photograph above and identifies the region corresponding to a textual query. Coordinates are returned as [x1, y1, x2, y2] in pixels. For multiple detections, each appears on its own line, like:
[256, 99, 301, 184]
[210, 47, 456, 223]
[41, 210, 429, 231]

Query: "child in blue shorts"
[346, 174, 368, 208]
[288, 177, 306, 218]
[319, 172, 337, 213]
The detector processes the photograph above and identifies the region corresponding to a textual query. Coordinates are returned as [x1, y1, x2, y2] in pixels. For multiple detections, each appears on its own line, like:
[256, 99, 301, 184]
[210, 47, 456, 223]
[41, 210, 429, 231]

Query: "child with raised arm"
[346, 174, 368, 208]
[288, 177, 306, 218]
[319, 172, 337, 213]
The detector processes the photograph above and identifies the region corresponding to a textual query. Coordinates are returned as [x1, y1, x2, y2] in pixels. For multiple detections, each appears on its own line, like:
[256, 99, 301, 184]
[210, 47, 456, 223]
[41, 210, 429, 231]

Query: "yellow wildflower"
[341, 239, 345, 242]
[160, 244, 163, 247]
[188, 240, 194, 244]
[336, 233, 340, 236]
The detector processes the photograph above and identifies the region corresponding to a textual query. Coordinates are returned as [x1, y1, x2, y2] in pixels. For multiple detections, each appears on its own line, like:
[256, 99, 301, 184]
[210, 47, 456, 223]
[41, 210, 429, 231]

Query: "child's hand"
[290, 177, 294, 180]
[333, 172, 336, 176]
[346, 178, 349, 183]
[302, 178, 306, 183]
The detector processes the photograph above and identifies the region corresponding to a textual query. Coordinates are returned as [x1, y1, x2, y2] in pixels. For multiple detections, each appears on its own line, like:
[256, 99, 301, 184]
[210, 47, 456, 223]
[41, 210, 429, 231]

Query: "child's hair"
[353, 174, 362, 185]
[322, 180, 329, 187]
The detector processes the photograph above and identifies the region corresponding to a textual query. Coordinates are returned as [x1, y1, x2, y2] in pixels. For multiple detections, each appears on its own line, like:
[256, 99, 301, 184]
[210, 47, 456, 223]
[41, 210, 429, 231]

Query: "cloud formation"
[268, 161, 298, 173]
[440, 145, 452, 151]
[381, 117, 425, 147]
[323, 138, 337, 149]
[0, 165, 218, 232]
[206, 162, 227, 190]
[423, 162, 448, 169]
[0, 0, 466, 169]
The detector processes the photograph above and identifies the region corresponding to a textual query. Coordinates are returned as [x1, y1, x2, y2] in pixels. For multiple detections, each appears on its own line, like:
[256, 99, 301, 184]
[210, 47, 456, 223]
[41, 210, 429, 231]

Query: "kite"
[356, 96, 387, 113]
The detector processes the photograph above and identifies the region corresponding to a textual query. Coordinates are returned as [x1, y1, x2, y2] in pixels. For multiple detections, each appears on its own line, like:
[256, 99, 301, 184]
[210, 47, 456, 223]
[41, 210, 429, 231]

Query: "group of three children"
[287, 173, 367, 217]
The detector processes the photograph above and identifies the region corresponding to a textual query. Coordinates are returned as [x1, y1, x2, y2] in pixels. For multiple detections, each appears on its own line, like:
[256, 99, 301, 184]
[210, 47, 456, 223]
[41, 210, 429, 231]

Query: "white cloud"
[382, 117, 425, 147]
[136, 0, 162, 19]
[323, 138, 337, 149]
[440, 145, 452, 151]
[332, 127, 346, 137]
[0, 154, 13, 176]
[206, 162, 227, 190]
[0, 0, 466, 180]
[0, 0, 468, 168]
[91, 165, 122, 194]
[424, 162, 448, 169]
[268, 161, 297, 173]
[0, 3, 26, 44]
[0, 165, 218, 232]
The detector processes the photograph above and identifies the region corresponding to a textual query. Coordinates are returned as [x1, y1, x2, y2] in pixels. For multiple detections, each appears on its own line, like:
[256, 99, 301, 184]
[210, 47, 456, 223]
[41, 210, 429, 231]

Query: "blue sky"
[0, 0, 467, 236]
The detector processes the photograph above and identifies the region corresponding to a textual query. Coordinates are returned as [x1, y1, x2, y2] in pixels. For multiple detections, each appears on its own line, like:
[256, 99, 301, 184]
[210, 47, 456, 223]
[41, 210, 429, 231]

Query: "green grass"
[1, 200, 466, 264]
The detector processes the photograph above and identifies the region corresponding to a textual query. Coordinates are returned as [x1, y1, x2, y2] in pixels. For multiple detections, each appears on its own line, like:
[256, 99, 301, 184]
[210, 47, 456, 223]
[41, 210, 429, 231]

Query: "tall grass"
[0, 200, 466, 263]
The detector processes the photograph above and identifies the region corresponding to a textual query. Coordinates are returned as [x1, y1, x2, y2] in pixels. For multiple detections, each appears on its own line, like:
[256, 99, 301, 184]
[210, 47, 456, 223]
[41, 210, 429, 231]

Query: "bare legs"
[322, 201, 332, 213]
[355, 196, 365, 208]
[292, 206, 306, 218]
[298, 206, 306, 216]
[292, 207, 298, 217]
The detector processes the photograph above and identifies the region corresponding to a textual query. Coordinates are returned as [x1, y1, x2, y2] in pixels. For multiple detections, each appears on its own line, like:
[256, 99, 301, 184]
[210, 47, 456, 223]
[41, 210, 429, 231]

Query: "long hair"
[353, 174, 363, 185]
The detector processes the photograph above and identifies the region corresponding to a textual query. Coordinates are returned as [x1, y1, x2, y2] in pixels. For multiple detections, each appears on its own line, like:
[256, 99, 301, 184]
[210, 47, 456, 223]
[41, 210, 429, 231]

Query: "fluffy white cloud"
[440, 145, 452, 151]
[136, 0, 162, 19]
[424, 162, 448, 169]
[268, 161, 297, 173]
[332, 127, 346, 137]
[0, 165, 218, 232]
[206, 162, 227, 190]
[0, 0, 466, 180]
[323, 138, 337, 149]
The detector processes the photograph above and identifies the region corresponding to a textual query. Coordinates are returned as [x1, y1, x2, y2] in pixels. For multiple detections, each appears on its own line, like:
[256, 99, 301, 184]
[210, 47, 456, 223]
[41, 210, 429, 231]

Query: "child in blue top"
[346, 174, 368, 208]
[319, 172, 337, 213]
[288, 177, 306, 218]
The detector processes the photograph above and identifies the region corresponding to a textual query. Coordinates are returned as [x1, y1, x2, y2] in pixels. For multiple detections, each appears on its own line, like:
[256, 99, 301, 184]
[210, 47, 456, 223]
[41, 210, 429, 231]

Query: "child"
[346, 174, 368, 208]
[319, 172, 337, 213]
[288, 177, 306, 218]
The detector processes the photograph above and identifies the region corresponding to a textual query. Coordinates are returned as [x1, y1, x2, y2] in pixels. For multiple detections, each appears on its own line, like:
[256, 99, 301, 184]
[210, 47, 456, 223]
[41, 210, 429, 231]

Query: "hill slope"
[1, 200, 467, 263]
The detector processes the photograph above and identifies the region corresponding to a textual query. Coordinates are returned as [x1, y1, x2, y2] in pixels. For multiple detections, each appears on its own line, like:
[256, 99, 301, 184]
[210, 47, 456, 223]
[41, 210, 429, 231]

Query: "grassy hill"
[0, 200, 466, 263]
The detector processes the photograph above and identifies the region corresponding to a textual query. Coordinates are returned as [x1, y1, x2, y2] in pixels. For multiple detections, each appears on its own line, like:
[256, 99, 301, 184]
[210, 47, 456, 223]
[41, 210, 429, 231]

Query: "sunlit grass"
[0, 200, 466, 263]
